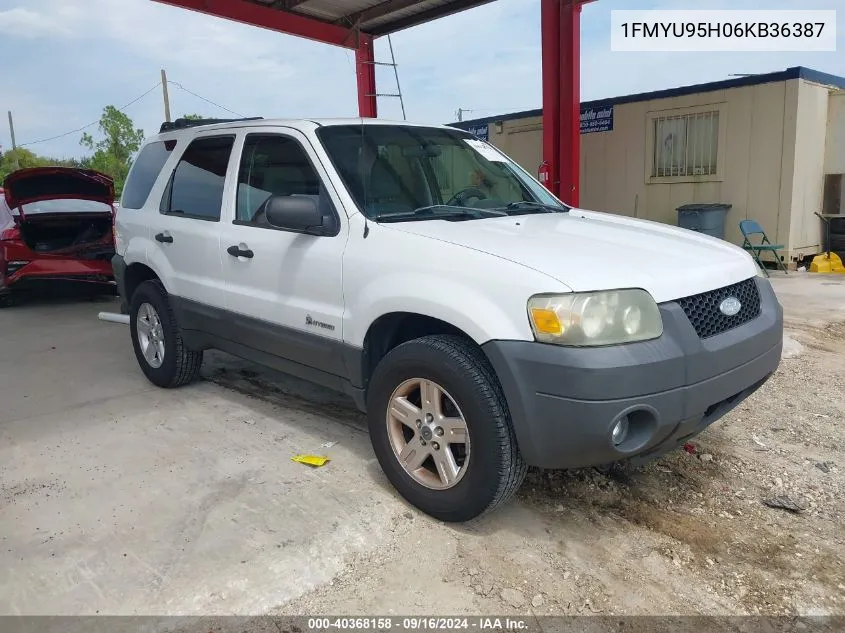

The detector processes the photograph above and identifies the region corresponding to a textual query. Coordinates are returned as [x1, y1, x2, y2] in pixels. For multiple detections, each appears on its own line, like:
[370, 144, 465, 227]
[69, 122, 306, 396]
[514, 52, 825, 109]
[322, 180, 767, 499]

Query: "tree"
[0, 148, 48, 180]
[181, 113, 205, 120]
[80, 106, 145, 195]
[0, 148, 82, 182]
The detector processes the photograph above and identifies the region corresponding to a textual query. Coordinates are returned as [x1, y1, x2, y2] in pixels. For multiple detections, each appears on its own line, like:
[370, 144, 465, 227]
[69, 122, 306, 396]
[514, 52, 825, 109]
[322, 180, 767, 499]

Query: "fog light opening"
[609, 407, 659, 453]
[612, 416, 630, 446]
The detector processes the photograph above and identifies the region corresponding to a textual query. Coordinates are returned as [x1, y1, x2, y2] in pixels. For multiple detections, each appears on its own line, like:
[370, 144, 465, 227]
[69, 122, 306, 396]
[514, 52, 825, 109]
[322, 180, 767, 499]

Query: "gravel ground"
[279, 309, 845, 617]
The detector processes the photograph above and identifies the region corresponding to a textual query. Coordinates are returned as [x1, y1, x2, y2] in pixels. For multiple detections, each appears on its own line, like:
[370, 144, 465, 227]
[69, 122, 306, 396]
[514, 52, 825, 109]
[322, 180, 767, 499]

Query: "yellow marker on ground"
[291, 454, 330, 467]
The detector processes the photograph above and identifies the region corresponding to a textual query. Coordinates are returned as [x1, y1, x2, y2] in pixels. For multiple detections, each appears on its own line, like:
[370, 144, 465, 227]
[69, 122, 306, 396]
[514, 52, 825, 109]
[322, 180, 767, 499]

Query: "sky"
[0, 0, 842, 160]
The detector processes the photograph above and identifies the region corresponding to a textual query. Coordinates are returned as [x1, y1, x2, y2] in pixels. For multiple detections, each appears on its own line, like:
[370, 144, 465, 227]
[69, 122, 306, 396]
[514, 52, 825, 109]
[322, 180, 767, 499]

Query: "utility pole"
[161, 69, 171, 123]
[7, 111, 19, 170]
[455, 108, 474, 122]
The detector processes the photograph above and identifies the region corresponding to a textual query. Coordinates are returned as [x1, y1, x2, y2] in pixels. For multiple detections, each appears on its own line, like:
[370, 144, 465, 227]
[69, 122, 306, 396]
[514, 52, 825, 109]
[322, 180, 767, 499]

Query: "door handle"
[227, 245, 254, 259]
[155, 232, 173, 243]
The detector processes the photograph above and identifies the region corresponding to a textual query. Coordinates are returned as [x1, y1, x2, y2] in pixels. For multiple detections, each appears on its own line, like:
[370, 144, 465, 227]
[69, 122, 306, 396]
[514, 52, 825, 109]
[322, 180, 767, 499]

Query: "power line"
[457, 106, 536, 114]
[167, 80, 245, 118]
[18, 82, 162, 148]
[16, 79, 244, 149]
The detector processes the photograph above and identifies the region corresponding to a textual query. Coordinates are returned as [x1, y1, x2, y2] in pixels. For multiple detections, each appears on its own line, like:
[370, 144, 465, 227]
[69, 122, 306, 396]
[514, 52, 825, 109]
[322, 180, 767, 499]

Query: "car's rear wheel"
[367, 334, 526, 522]
[129, 279, 202, 388]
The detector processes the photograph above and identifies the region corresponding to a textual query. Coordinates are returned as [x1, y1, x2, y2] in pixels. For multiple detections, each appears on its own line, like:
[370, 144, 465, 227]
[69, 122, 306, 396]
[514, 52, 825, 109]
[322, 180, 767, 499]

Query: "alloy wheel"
[386, 378, 471, 490]
[136, 302, 165, 369]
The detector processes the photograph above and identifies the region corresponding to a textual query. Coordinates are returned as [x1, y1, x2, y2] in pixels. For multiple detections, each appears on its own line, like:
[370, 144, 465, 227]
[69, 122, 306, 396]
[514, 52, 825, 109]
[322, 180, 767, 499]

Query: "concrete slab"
[0, 297, 400, 616]
[767, 271, 845, 324]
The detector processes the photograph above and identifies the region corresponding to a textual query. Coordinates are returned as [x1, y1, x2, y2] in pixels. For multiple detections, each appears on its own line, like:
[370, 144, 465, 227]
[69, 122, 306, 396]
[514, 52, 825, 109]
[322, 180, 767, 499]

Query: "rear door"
[148, 133, 236, 311]
[119, 138, 182, 252]
[219, 128, 348, 377]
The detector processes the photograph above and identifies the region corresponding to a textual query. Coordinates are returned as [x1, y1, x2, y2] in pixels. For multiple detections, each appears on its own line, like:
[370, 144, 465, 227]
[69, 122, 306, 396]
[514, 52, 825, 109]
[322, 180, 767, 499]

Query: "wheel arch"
[357, 312, 482, 393]
[124, 262, 164, 304]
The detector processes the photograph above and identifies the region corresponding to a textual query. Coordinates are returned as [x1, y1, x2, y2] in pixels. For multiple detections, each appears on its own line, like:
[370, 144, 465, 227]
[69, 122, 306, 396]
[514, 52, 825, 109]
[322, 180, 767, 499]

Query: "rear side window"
[122, 140, 177, 209]
[161, 136, 235, 221]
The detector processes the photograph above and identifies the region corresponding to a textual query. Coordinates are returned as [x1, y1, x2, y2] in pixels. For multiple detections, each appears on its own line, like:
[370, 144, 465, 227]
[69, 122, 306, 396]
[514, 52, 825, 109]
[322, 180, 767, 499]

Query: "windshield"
[316, 124, 566, 221]
[13, 199, 113, 215]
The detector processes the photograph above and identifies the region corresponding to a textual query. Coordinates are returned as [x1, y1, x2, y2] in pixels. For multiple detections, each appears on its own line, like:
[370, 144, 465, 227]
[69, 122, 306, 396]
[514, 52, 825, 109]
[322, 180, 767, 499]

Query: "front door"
[220, 129, 349, 378]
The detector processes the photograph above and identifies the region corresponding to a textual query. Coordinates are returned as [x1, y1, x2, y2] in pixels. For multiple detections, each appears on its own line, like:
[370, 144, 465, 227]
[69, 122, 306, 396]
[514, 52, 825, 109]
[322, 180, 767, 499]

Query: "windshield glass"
[316, 124, 566, 220]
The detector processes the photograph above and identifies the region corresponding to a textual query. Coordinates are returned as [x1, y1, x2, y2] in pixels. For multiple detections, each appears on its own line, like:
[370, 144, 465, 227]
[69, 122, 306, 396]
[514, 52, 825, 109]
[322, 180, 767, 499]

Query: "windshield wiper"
[372, 205, 505, 223]
[502, 201, 569, 215]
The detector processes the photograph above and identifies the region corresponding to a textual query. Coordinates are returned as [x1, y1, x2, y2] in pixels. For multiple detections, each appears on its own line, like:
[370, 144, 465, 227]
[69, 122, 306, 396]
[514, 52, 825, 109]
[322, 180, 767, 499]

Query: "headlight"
[527, 289, 663, 346]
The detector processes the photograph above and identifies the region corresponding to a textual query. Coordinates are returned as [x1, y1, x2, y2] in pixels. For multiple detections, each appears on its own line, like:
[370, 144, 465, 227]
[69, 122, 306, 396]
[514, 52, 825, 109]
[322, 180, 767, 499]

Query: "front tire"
[367, 335, 527, 522]
[129, 280, 202, 388]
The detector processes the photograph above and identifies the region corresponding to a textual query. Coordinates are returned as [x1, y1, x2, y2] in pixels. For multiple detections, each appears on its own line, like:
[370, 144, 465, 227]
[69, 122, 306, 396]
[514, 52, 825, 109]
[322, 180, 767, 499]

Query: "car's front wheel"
[367, 334, 527, 522]
[129, 279, 202, 388]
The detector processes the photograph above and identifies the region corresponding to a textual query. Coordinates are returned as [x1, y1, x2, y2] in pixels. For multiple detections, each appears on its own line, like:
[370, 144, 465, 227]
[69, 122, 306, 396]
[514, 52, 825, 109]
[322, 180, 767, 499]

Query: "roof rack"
[159, 117, 264, 133]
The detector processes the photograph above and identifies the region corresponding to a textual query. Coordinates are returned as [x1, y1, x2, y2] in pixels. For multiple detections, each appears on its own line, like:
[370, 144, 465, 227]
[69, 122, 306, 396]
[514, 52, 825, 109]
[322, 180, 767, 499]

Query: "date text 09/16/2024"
[307, 617, 529, 630]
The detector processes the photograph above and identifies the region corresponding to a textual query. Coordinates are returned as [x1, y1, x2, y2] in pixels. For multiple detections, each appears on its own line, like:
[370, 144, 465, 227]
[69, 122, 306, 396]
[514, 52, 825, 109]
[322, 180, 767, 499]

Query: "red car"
[0, 167, 117, 306]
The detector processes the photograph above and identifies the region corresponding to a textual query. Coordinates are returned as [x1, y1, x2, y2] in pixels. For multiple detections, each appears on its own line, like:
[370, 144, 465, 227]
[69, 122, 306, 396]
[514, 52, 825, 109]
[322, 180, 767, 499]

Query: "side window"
[121, 140, 177, 209]
[235, 134, 322, 225]
[161, 135, 235, 221]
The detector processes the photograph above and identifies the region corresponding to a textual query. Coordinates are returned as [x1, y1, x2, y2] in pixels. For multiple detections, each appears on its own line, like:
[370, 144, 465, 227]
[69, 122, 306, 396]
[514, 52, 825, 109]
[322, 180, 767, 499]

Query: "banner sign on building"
[467, 124, 489, 141]
[580, 106, 613, 134]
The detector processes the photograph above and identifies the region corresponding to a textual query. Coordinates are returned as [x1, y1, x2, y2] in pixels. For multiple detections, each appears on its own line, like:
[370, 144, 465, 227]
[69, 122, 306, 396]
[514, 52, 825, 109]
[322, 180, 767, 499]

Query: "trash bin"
[676, 203, 732, 240]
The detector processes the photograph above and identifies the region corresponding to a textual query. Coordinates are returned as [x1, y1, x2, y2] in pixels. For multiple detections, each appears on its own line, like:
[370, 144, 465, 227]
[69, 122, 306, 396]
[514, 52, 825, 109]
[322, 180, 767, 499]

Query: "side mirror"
[265, 195, 324, 235]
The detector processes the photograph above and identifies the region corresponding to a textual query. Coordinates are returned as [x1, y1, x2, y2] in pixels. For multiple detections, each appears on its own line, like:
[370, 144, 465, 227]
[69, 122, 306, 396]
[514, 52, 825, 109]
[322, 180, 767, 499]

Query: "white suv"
[113, 116, 783, 522]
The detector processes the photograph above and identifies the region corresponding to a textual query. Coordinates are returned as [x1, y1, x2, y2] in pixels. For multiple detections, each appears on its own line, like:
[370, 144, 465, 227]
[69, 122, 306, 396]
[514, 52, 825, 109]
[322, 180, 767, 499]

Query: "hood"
[381, 208, 760, 304]
[3, 167, 114, 211]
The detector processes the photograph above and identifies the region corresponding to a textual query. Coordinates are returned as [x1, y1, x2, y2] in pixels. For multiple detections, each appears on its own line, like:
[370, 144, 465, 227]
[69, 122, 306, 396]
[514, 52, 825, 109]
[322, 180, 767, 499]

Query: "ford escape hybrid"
[112, 116, 783, 522]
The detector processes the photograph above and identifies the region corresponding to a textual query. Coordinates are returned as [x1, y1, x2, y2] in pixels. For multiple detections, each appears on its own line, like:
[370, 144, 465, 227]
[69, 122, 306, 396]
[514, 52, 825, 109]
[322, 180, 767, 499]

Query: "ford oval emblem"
[719, 296, 742, 316]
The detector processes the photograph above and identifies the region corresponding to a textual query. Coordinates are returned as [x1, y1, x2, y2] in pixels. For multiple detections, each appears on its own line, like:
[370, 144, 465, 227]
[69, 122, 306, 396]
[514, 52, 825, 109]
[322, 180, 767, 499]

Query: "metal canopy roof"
[246, 0, 496, 36]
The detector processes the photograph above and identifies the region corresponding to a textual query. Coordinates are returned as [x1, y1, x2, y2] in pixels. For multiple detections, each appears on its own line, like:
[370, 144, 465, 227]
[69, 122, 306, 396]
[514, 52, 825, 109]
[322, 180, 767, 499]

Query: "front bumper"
[482, 277, 783, 469]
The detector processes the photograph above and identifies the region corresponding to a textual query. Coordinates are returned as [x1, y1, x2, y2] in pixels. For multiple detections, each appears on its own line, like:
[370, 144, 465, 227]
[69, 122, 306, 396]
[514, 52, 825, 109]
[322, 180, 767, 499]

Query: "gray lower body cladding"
[481, 277, 784, 469]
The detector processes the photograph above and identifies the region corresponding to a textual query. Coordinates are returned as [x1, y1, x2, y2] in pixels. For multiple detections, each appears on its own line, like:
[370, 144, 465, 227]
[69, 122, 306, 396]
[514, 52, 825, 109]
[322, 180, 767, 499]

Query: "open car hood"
[3, 167, 115, 212]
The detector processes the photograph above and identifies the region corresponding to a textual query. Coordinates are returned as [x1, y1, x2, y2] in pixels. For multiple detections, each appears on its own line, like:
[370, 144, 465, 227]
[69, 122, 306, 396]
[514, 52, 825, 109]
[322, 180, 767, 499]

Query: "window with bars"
[652, 111, 719, 178]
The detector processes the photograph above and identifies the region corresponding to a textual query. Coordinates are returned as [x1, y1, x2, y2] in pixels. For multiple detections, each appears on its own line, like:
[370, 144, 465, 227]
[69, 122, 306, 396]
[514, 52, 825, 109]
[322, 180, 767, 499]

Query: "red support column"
[559, 1, 581, 206]
[541, 0, 561, 198]
[356, 34, 378, 118]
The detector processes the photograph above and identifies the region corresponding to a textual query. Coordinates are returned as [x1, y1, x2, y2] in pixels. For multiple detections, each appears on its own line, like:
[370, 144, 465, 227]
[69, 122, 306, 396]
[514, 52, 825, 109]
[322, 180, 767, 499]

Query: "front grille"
[676, 278, 761, 339]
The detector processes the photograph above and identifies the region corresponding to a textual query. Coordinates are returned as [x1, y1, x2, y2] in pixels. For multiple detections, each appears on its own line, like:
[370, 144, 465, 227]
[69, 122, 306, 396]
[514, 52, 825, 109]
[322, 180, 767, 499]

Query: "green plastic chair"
[739, 220, 788, 277]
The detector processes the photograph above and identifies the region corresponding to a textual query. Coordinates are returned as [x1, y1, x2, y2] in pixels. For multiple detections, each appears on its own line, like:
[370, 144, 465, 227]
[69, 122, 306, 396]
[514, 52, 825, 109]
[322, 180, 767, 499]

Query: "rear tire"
[366, 334, 527, 522]
[129, 279, 202, 388]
